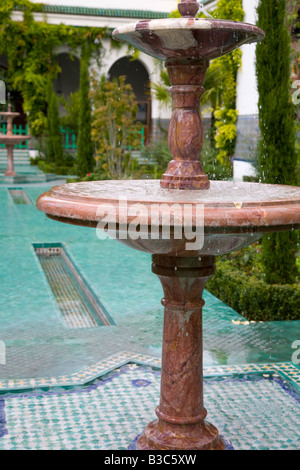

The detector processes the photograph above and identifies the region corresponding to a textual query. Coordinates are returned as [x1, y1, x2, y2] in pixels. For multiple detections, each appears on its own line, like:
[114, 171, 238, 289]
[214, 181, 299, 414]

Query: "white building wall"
[236, 0, 259, 117]
[234, 0, 260, 181]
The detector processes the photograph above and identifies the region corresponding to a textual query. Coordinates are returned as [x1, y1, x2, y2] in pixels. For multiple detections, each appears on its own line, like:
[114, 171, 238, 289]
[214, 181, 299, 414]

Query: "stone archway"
[108, 56, 151, 143]
[53, 53, 80, 114]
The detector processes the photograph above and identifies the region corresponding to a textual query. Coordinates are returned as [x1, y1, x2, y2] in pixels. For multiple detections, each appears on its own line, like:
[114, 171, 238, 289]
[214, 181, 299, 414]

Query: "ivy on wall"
[0, 0, 110, 136]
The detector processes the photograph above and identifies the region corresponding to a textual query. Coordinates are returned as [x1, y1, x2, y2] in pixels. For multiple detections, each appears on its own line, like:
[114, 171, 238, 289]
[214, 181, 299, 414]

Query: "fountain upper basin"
[0, 135, 31, 145]
[112, 18, 265, 61]
[37, 180, 300, 256]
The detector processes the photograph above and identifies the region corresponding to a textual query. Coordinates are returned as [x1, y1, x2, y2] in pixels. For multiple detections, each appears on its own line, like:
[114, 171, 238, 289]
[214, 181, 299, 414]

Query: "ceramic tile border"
[0, 351, 299, 392]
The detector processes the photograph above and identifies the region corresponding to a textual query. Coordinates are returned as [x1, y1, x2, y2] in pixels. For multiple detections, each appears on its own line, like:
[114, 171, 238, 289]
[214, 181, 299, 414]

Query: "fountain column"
[137, 255, 225, 450]
[5, 144, 16, 177]
[160, 59, 210, 190]
[0, 103, 31, 180]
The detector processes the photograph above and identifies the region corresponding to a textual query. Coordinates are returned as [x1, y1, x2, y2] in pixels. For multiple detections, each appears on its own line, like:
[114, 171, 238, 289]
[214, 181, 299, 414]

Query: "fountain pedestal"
[5, 144, 17, 177]
[138, 254, 224, 450]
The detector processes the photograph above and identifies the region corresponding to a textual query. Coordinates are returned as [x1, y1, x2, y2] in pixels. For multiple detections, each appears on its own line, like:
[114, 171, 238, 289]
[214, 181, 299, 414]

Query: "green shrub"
[256, 0, 298, 285]
[139, 138, 171, 178]
[206, 259, 300, 321]
[37, 153, 76, 176]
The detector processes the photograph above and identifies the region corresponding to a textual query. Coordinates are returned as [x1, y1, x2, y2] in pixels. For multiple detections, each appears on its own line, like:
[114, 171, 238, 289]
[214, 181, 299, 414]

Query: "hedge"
[206, 261, 300, 322]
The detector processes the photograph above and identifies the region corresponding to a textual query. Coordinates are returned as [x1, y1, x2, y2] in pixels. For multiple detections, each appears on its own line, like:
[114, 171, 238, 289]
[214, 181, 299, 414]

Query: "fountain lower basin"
[37, 179, 300, 256]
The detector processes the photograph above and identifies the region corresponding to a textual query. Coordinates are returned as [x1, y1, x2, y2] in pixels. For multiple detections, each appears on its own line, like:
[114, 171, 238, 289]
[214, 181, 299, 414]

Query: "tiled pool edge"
[32, 242, 116, 328]
[0, 351, 299, 392]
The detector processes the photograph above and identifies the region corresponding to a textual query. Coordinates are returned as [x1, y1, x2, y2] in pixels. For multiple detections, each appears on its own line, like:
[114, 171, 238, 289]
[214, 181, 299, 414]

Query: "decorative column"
[160, 59, 210, 190]
[137, 255, 225, 450]
[5, 144, 16, 177]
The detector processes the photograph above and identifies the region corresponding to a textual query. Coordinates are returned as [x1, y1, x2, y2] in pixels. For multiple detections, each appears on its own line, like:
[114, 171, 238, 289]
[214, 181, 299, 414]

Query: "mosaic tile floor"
[0, 184, 300, 450]
[0, 357, 299, 450]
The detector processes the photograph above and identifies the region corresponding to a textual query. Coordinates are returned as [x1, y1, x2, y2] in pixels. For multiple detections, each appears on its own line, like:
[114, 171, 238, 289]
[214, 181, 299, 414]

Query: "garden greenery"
[0, 0, 110, 136]
[89, 74, 142, 180]
[206, 245, 300, 321]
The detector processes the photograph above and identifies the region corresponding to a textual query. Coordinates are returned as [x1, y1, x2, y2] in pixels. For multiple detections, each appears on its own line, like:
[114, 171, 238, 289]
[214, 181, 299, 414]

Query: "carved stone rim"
[113, 18, 265, 42]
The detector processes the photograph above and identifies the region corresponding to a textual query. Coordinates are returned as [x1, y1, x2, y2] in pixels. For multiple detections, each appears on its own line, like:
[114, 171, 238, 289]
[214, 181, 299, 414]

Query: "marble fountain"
[0, 103, 66, 184]
[0, 103, 31, 181]
[37, 0, 300, 451]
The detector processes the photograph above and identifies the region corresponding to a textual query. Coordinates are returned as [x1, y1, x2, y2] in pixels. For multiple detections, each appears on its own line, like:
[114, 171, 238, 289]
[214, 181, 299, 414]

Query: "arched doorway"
[108, 57, 151, 143]
[53, 53, 80, 113]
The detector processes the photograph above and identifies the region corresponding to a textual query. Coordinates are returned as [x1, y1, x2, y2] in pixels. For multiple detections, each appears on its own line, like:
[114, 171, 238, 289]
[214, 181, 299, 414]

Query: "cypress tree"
[46, 79, 64, 165]
[256, 0, 298, 285]
[77, 51, 94, 177]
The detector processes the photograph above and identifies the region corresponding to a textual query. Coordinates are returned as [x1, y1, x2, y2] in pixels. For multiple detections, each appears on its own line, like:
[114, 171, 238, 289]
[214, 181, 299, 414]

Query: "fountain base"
[4, 169, 17, 177]
[160, 161, 210, 190]
[137, 418, 225, 450]
[133, 254, 225, 451]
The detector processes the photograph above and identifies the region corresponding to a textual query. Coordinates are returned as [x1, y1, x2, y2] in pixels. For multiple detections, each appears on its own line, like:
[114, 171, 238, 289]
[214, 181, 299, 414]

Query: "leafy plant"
[206, 257, 300, 321]
[89, 74, 142, 180]
[211, 0, 243, 169]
